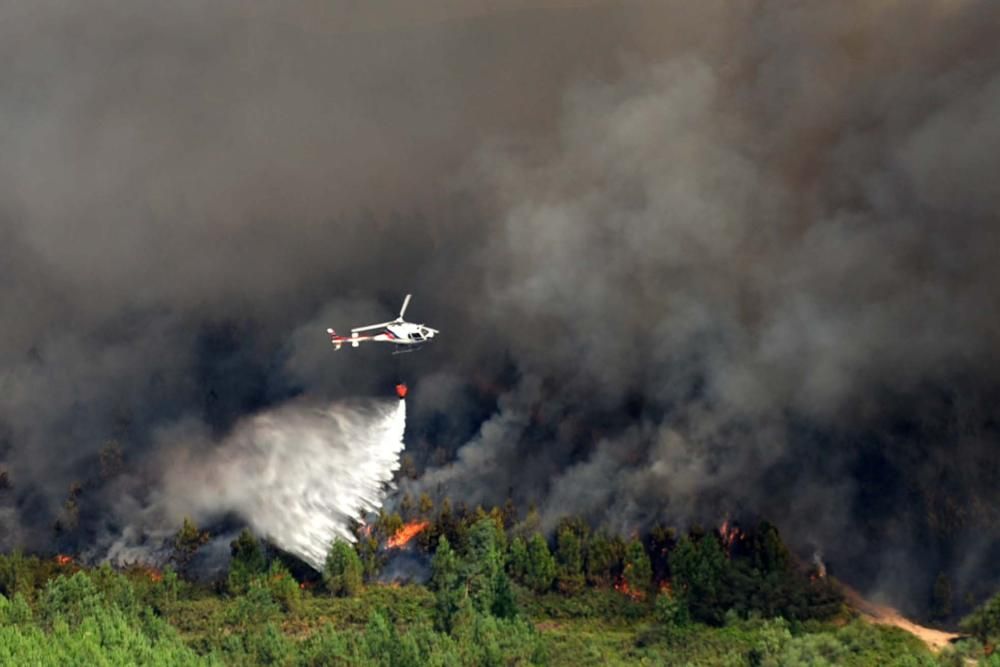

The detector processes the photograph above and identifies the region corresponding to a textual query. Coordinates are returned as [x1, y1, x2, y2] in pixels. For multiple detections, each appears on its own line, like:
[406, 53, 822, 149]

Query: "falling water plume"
[161, 398, 407, 569]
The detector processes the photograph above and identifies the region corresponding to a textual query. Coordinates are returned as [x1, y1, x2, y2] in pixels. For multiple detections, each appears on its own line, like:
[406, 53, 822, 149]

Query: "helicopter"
[327, 294, 438, 354]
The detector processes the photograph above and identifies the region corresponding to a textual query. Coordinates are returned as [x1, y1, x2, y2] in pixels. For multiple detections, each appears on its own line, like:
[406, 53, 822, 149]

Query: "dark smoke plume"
[1, 0, 999, 616]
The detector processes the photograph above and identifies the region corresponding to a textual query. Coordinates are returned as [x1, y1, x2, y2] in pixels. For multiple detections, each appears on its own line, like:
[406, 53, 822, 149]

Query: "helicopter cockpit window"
[410, 332, 423, 341]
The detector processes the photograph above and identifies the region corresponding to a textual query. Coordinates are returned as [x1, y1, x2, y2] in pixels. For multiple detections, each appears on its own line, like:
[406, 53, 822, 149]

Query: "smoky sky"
[2, 0, 1000, 613]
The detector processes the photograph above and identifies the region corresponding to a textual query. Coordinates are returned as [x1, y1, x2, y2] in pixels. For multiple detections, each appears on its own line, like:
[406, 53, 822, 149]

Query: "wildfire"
[614, 578, 645, 601]
[614, 563, 646, 601]
[811, 552, 827, 580]
[55, 554, 73, 566]
[387, 521, 428, 549]
[718, 519, 743, 553]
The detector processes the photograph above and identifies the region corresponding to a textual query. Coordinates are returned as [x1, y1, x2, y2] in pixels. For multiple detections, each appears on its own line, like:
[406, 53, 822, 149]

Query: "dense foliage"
[0, 507, 995, 665]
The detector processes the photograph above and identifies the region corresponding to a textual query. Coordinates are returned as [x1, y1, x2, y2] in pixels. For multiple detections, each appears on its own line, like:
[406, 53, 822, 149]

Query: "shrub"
[264, 561, 301, 614]
[655, 590, 690, 628]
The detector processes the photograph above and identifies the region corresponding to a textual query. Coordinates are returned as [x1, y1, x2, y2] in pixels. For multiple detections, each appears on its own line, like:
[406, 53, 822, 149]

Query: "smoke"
[1, 0, 999, 613]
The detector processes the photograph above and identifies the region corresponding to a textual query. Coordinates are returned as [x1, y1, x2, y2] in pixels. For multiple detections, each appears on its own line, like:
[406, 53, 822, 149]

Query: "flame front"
[719, 519, 743, 554]
[614, 562, 646, 601]
[55, 554, 73, 566]
[614, 578, 645, 601]
[387, 521, 428, 549]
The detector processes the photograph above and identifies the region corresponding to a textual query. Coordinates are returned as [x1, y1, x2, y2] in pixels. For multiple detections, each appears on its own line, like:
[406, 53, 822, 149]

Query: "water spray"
[161, 396, 407, 570]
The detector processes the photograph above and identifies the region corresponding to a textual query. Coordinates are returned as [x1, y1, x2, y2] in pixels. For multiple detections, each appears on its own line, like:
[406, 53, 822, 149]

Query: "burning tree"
[387, 521, 429, 549]
[616, 539, 652, 601]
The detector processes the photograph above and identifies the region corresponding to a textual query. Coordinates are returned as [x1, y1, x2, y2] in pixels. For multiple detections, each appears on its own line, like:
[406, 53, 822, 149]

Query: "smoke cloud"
[1, 0, 999, 614]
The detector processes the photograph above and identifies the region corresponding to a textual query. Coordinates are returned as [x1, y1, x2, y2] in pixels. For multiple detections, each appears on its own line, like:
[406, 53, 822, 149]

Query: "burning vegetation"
[387, 521, 429, 549]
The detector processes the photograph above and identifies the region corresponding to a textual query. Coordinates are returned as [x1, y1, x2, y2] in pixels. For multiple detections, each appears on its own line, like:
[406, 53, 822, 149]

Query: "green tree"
[492, 570, 518, 619]
[747, 521, 792, 574]
[655, 589, 690, 628]
[0, 551, 37, 599]
[524, 534, 556, 594]
[646, 523, 676, 583]
[622, 538, 652, 597]
[670, 533, 731, 625]
[354, 527, 382, 580]
[172, 517, 209, 573]
[508, 536, 529, 583]
[227, 529, 267, 594]
[418, 493, 434, 517]
[324, 539, 363, 597]
[585, 533, 620, 587]
[264, 561, 301, 613]
[515, 504, 541, 539]
[960, 590, 1000, 642]
[431, 536, 465, 633]
[556, 525, 585, 595]
[465, 518, 504, 614]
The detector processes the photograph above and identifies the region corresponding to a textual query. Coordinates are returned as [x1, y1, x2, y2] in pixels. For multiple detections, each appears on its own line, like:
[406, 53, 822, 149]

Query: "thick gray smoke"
[1, 0, 999, 613]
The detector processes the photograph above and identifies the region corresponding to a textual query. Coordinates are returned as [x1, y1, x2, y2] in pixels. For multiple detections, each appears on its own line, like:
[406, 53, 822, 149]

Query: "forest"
[1, 499, 998, 666]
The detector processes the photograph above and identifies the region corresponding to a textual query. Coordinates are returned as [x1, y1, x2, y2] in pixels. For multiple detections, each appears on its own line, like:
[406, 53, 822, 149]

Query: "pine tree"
[622, 538, 652, 597]
[524, 534, 556, 594]
[491, 570, 518, 619]
[556, 526, 585, 594]
[418, 493, 434, 517]
[172, 518, 209, 573]
[646, 523, 676, 583]
[228, 529, 267, 594]
[585, 533, 619, 587]
[430, 536, 465, 633]
[670, 534, 730, 625]
[508, 536, 529, 583]
[465, 518, 503, 614]
[324, 540, 363, 597]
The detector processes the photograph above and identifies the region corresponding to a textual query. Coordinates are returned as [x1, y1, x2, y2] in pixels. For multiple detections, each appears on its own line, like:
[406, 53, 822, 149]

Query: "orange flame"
[614, 578, 645, 601]
[719, 519, 742, 554]
[55, 554, 73, 566]
[614, 563, 646, 601]
[387, 521, 429, 549]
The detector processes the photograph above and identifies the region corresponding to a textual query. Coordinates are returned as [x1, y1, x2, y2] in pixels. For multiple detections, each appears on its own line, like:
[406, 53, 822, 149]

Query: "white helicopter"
[327, 294, 439, 353]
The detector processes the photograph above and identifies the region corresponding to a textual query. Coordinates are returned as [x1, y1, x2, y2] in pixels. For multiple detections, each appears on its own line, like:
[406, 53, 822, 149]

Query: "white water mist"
[160, 398, 406, 569]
